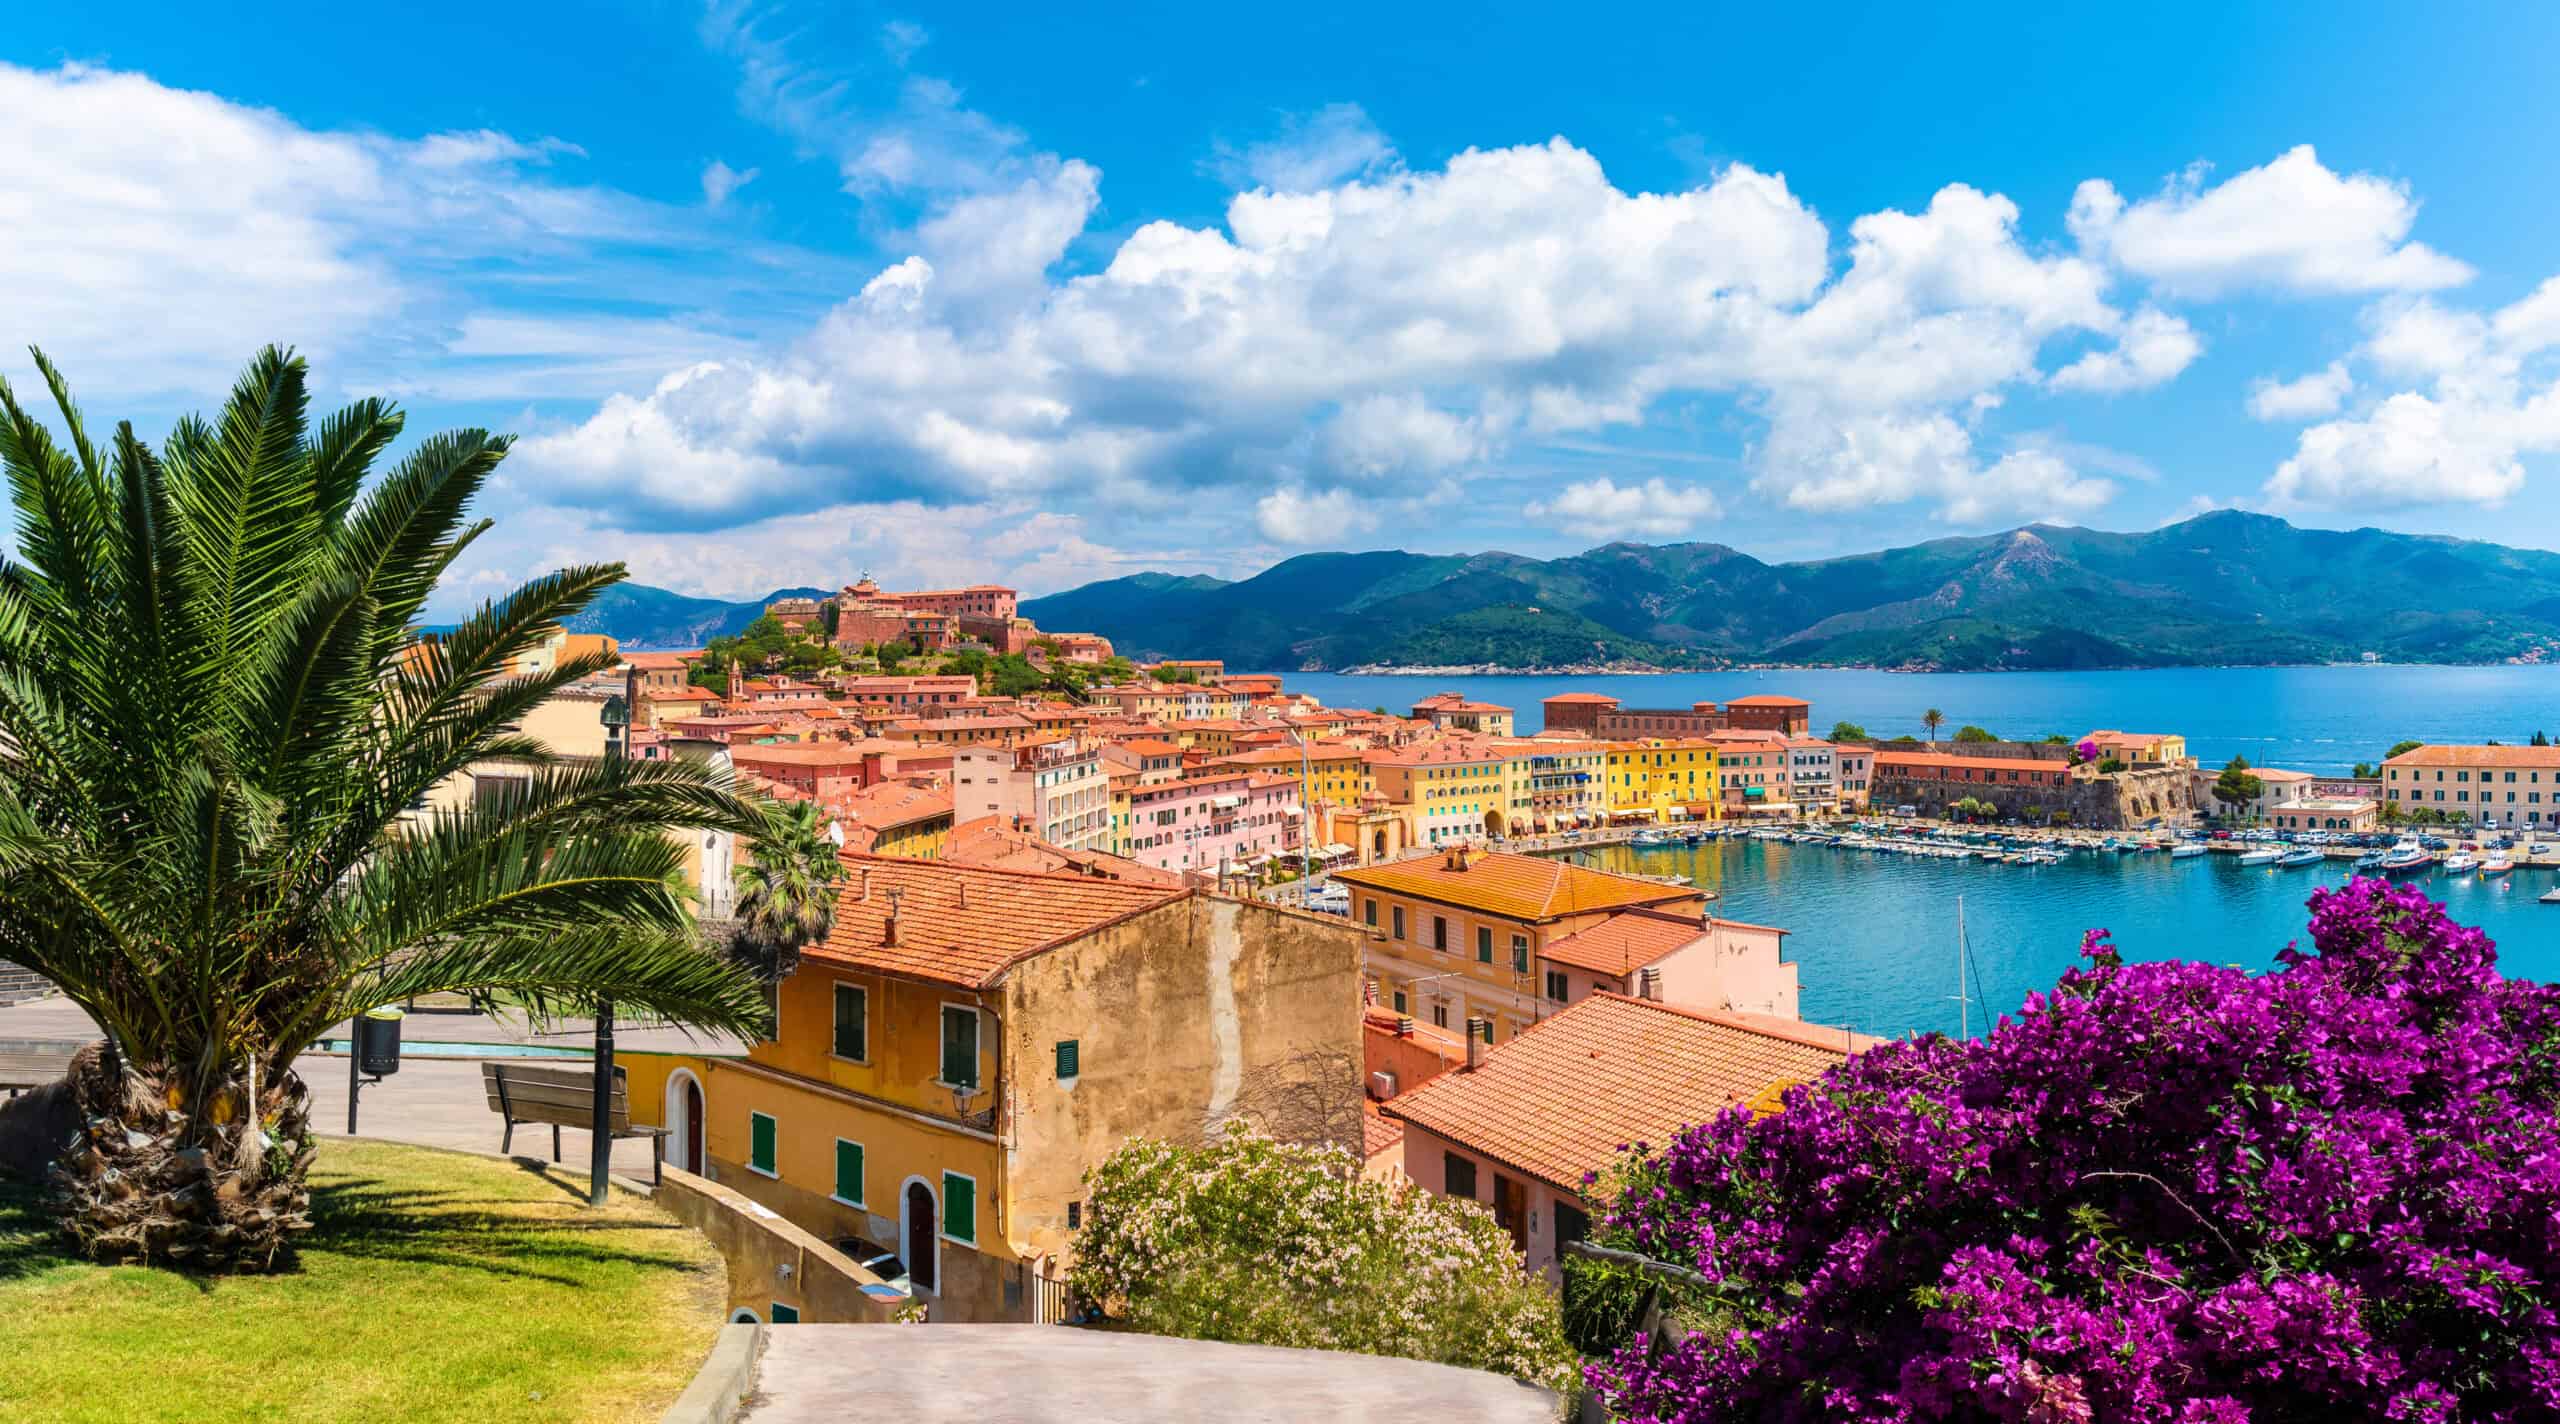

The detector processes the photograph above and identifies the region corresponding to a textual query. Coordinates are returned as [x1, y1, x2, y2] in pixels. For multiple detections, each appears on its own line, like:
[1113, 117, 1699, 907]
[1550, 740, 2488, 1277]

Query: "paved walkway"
[0, 994, 738, 1176]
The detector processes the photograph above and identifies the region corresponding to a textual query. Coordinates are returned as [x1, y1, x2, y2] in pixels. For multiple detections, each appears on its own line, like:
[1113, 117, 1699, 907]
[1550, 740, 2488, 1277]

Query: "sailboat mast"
[1957, 894, 1968, 1040]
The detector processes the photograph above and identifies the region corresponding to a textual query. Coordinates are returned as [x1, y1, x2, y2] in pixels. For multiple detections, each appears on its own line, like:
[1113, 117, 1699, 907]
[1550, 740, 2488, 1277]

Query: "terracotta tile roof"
[1118, 739, 1183, 756]
[1539, 909, 1707, 977]
[1542, 692, 1620, 704]
[837, 780, 954, 830]
[2253, 768, 2317, 782]
[730, 744, 884, 769]
[2383, 744, 2560, 770]
[1362, 1007, 1469, 1066]
[1875, 750, 2077, 775]
[1382, 993, 1855, 1196]
[624, 651, 704, 670]
[1362, 1103, 1405, 1160]
[942, 816, 1187, 887]
[1724, 695, 1811, 707]
[1333, 850, 1698, 923]
[811, 852, 1187, 989]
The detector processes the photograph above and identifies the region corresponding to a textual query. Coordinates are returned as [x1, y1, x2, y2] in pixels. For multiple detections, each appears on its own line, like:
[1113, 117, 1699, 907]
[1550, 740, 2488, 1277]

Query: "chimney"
[956, 880, 970, 912]
[856, 866, 871, 902]
[1395, 1015, 1415, 1039]
[1464, 1016, 1487, 1071]
[883, 887, 904, 946]
[1638, 966, 1663, 1001]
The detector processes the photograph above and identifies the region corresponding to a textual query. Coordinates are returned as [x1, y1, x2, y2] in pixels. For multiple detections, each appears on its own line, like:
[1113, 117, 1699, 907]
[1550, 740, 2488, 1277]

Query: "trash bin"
[356, 1007, 404, 1077]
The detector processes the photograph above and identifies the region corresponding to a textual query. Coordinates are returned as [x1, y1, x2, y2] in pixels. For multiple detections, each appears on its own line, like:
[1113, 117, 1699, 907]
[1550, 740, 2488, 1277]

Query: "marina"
[1567, 828, 2560, 1040]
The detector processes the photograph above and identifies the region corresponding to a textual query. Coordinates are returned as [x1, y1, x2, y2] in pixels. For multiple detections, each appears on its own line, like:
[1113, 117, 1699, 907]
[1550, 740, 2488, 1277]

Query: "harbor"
[1561, 828, 2560, 1041]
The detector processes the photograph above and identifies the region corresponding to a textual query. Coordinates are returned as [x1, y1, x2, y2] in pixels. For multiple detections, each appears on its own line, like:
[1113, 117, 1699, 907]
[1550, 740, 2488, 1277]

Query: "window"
[1475, 926, 1493, 963]
[943, 1171, 978, 1245]
[1431, 1003, 1448, 1029]
[769, 1301, 800, 1324]
[1391, 906, 1406, 940]
[1392, 989, 1408, 1014]
[1432, 916, 1449, 951]
[1512, 935, 1529, 974]
[1444, 1151, 1478, 1200]
[1546, 969, 1570, 1002]
[831, 983, 867, 1061]
[833, 1139, 864, 1207]
[1055, 1039, 1081, 1080]
[940, 1006, 981, 1091]
[749, 1111, 778, 1177]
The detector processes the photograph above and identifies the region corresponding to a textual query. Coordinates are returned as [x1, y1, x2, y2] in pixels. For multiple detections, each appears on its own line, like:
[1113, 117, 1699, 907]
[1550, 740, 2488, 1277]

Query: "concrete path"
[740, 1324, 1557, 1424]
[0, 993, 736, 1175]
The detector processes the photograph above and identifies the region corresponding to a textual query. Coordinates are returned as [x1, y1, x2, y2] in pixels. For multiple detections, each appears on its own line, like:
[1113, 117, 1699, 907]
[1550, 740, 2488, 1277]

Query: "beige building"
[2380, 743, 2560, 827]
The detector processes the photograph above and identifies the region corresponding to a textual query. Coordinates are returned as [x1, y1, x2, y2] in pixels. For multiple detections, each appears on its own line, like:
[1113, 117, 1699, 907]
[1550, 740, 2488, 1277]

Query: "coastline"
[1323, 658, 2556, 677]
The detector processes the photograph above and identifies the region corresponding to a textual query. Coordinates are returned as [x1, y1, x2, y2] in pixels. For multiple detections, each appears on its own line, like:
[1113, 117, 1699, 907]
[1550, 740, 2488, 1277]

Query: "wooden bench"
[480, 1061, 668, 1185]
[0, 1039, 80, 1097]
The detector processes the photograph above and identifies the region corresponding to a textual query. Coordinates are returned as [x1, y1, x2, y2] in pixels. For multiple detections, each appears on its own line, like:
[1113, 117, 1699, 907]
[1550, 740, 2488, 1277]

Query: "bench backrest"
[480, 1060, 631, 1134]
[0, 1040, 80, 1090]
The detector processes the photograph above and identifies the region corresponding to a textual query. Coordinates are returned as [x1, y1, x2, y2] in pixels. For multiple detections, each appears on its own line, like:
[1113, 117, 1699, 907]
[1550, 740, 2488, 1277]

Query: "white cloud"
[1937, 448, 2115, 524]
[880, 19, 929, 66]
[702, 159, 759, 206]
[1205, 103, 1400, 192]
[1322, 394, 1484, 477]
[2048, 307, 2201, 394]
[2262, 278, 2560, 509]
[1524, 477, 1720, 540]
[2246, 362, 2351, 421]
[2068, 146, 2472, 296]
[1256, 486, 1378, 545]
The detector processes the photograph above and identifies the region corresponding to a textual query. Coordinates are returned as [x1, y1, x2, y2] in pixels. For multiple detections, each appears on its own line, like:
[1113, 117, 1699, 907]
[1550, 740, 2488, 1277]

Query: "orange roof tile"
[1542, 692, 1620, 704]
[2383, 744, 2560, 770]
[811, 852, 1187, 988]
[1539, 909, 1707, 977]
[1382, 993, 1855, 1196]
[1874, 750, 2077, 774]
[1333, 850, 1699, 923]
[1723, 694, 1810, 707]
[1362, 1102, 1405, 1160]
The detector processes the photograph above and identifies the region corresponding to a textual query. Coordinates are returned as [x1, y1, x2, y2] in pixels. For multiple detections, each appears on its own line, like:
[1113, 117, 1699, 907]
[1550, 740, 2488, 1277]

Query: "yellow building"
[1602, 739, 1723, 822]
[1491, 740, 1608, 833]
[1333, 848, 1708, 1041]
[620, 854, 1361, 1323]
[1365, 740, 1508, 842]
[1208, 744, 1371, 809]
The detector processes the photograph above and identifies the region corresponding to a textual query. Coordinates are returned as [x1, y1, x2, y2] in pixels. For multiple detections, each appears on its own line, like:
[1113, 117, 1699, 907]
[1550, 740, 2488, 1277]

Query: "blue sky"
[7, 3, 2560, 613]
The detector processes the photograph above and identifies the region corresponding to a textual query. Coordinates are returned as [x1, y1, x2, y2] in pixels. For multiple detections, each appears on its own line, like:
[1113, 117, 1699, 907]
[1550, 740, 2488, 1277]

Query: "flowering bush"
[2070, 738, 2100, 766]
[1587, 878, 2560, 1422]
[1072, 1123, 1574, 1394]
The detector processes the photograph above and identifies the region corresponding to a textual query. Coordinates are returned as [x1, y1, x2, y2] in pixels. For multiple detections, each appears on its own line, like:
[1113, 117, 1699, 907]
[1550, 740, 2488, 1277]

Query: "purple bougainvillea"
[1587, 878, 2560, 1422]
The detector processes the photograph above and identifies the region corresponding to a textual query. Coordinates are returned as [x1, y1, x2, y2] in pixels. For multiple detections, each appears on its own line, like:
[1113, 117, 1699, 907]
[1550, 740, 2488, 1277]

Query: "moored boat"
[2276, 848, 2325, 867]
[2170, 843, 2207, 859]
[2482, 858, 2514, 876]
[2444, 853, 2479, 873]
[2237, 848, 2284, 865]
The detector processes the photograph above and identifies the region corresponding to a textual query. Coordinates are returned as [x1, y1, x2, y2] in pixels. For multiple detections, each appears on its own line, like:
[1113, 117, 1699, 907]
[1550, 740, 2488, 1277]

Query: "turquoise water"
[1571, 839, 2560, 1039]
[1282, 665, 2560, 774]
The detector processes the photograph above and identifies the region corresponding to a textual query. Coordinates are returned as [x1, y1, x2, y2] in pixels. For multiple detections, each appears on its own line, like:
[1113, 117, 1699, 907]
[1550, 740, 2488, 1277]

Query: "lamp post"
[589, 693, 629, 1207]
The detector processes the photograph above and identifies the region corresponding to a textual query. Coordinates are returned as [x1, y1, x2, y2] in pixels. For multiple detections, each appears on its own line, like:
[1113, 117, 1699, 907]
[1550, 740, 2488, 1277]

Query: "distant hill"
[1017, 512, 2560, 672]
[565, 584, 829, 650]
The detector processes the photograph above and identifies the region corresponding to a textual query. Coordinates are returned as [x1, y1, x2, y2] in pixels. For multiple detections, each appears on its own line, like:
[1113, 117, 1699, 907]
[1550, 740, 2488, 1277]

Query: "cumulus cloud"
[1524, 477, 1720, 540]
[701, 159, 759, 206]
[2068, 146, 2473, 296]
[2262, 277, 2560, 509]
[2048, 307, 2202, 394]
[1936, 448, 2116, 524]
[1255, 486, 1378, 544]
[2247, 362, 2352, 421]
[1204, 103, 1400, 192]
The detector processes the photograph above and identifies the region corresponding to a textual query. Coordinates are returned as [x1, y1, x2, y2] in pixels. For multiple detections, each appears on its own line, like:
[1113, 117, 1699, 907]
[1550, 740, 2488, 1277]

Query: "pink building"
[1538, 907, 1802, 1019]
[1120, 770, 1302, 879]
[949, 739, 1112, 853]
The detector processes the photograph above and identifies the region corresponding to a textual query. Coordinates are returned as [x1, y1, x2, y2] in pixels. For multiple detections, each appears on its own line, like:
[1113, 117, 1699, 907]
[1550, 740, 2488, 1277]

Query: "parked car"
[831, 1238, 911, 1293]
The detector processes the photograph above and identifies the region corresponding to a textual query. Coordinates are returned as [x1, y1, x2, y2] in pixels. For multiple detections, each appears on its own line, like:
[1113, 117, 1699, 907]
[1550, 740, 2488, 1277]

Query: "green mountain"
[1017, 512, 2560, 671]
[566, 584, 829, 649]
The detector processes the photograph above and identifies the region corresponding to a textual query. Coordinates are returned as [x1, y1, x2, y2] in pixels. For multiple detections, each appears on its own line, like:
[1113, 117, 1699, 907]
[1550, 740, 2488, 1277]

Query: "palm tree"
[1922, 708, 1945, 743]
[0, 349, 770, 1271]
[727, 800, 844, 987]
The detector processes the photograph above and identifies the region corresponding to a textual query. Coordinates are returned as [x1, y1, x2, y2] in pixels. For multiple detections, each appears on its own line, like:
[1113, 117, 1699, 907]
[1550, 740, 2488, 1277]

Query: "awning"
[1743, 786, 1767, 799]
[1665, 806, 1687, 820]
[1318, 842, 1354, 858]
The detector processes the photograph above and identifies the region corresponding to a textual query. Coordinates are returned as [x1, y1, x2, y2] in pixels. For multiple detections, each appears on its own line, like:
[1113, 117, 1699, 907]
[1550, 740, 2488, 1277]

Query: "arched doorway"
[904, 1179, 938, 1293]
[729, 1307, 760, 1324]
[664, 1070, 705, 1175]
[1483, 809, 1505, 837]
[1371, 829, 1387, 859]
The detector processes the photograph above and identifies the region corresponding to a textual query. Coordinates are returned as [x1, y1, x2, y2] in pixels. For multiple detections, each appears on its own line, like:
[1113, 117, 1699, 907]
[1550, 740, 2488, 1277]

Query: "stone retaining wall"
[651, 1164, 908, 1324]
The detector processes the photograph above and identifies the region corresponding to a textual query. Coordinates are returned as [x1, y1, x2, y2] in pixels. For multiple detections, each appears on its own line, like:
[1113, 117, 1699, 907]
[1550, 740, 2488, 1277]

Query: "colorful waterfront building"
[1602, 739, 1724, 823]
[2380, 744, 2560, 826]
[1706, 731, 1794, 815]
[1409, 692, 1517, 737]
[1366, 740, 1509, 843]
[1207, 743, 1372, 809]
[1119, 769, 1302, 878]
[1722, 694, 1813, 735]
[620, 856, 1360, 1321]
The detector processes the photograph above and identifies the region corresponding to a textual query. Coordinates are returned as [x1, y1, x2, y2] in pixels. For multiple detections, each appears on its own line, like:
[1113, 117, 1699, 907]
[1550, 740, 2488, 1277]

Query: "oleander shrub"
[1588, 877, 2560, 1422]
[1073, 1124, 1574, 1394]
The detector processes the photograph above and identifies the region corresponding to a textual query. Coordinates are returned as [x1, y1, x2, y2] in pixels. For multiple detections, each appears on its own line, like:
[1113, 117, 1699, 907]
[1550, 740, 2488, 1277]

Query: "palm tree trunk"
[48, 1042, 315, 1269]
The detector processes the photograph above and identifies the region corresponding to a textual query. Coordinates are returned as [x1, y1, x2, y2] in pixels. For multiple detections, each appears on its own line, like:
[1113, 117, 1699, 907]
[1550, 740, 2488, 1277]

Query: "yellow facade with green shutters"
[1603, 740, 1723, 821]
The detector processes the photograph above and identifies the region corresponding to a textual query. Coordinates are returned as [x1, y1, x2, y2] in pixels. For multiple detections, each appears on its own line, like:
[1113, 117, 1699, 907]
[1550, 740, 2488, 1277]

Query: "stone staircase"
[0, 959, 53, 1007]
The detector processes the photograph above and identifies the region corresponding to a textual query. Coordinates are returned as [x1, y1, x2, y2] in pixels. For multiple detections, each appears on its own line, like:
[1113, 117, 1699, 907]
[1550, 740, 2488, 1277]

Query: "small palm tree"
[728, 800, 844, 986]
[0, 349, 770, 1270]
[1922, 708, 1945, 743]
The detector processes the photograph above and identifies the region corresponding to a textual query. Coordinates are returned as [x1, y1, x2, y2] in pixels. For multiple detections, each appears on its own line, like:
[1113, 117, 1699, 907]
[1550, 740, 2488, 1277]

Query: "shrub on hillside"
[1073, 1125, 1573, 1394]
[1587, 878, 2560, 1422]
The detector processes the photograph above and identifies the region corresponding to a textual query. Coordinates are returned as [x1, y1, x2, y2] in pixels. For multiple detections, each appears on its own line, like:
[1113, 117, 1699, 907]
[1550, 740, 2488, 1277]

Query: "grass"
[0, 1139, 724, 1424]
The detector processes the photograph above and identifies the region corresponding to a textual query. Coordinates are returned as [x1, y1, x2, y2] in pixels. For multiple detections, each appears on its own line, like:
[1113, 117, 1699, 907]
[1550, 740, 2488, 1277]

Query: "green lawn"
[0, 1139, 724, 1424]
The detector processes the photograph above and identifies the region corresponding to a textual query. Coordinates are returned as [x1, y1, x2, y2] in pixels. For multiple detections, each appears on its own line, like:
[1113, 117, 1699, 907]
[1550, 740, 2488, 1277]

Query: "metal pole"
[346, 1027, 360, 1135]
[588, 999, 615, 1206]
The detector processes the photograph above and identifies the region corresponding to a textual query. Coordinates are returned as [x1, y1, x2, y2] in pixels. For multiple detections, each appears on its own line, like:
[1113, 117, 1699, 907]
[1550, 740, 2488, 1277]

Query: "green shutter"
[769, 1301, 799, 1324]
[834, 1140, 863, 1205]
[1476, 927, 1492, 963]
[749, 1113, 777, 1174]
[1055, 1039, 1080, 1079]
[943, 1172, 977, 1244]
[832, 984, 866, 1060]
[942, 1008, 980, 1090]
